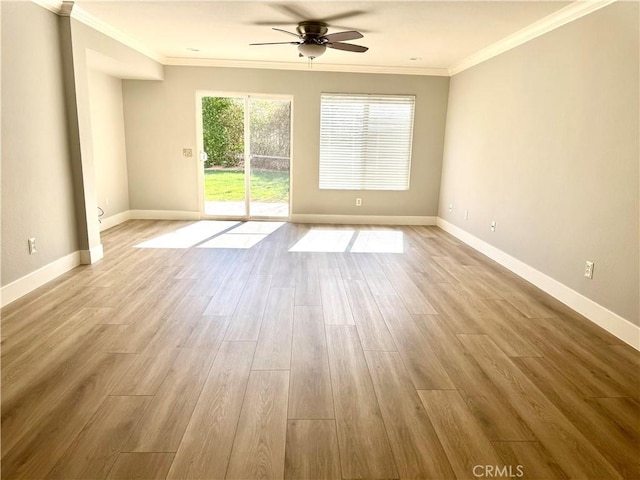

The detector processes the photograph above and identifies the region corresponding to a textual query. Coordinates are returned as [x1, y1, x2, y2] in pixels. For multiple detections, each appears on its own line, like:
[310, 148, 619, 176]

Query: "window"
[319, 93, 415, 190]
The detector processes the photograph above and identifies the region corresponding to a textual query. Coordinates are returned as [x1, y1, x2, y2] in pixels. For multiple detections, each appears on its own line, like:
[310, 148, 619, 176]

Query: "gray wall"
[439, 2, 639, 326]
[122, 67, 449, 217]
[1, 2, 79, 285]
[88, 70, 130, 220]
[1, 2, 163, 287]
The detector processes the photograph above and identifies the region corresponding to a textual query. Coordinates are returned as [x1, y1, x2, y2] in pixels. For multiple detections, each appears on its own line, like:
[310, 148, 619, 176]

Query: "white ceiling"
[70, 1, 591, 75]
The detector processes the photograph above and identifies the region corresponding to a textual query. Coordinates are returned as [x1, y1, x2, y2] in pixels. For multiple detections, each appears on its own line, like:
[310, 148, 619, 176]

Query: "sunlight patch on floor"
[134, 221, 239, 249]
[198, 233, 267, 249]
[231, 221, 285, 234]
[289, 228, 404, 253]
[198, 222, 285, 249]
[288, 229, 355, 253]
[350, 231, 404, 253]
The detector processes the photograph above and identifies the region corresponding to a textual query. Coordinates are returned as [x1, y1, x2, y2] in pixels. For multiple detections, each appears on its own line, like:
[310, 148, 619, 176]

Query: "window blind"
[319, 93, 415, 190]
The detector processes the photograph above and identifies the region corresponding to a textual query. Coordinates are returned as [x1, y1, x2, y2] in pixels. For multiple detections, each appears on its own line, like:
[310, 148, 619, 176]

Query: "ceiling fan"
[250, 21, 368, 60]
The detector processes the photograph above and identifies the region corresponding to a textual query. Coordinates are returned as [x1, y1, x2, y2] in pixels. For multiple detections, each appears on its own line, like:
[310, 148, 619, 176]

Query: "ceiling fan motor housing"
[297, 21, 329, 41]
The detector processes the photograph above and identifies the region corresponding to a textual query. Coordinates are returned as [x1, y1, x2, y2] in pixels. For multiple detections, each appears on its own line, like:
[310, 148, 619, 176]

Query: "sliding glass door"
[197, 93, 291, 219]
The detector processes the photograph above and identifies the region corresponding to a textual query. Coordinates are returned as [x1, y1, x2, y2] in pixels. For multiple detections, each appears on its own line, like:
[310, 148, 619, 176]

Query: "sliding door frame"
[195, 90, 293, 221]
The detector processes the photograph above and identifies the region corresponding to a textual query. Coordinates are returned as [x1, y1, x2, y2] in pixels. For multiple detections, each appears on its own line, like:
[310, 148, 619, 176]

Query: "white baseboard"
[437, 218, 640, 350]
[130, 210, 201, 221]
[1, 251, 81, 307]
[99, 210, 132, 231]
[80, 244, 104, 265]
[290, 214, 437, 226]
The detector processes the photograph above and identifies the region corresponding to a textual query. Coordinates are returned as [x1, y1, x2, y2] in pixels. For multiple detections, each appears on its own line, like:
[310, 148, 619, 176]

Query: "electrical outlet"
[448, 203, 453, 212]
[584, 261, 594, 279]
[490, 220, 496, 232]
[28, 237, 37, 255]
[105, 196, 109, 206]
[464, 209, 469, 220]
[356, 198, 362, 207]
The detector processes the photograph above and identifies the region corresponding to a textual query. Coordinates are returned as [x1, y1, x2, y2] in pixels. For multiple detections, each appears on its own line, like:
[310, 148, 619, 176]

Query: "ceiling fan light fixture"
[298, 42, 326, 59]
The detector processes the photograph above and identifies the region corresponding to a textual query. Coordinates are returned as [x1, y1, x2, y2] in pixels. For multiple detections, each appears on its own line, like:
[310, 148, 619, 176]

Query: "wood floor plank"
[124, 344, 221, 452]
[141, 295, 210, 355]
[380, 262, 438, 314]
[325, 325, 398, 479]
[284, 420, 341, 480]
[375, 294, 455, 389]
[2, 306, 114, 369]
[492, 442, 568, 480]
[405, 249, 451, 283]
[514, 356, 640, 479]
[270, 251, 297, 288]
[288, 306, 334, 419]
[344, 279, 396, 351]
[336, 252, 364, 280]
[431, 256, 502, 300]
[203, 259, 254, 316]
[253, 287, 295, 370]
[478, 300, 544, 357]
[294, 258, 322, 306]
[111, 349, 180, 396]
[2, 309, 116, 404]
[319, 274, 355, 325]
[108, 273, 190, 325]
[224, 275, 273, 341]
[104, 312, 166, 354]
[465, 264, 556, 318]
[2, 324, 134, 454]
[536, 323, 640, 400]
[1, 282, 100, 340]
[586, 397, 640, 440]
[459, 334, 622, 479]
[418, 315, 536, 442]
[167, 341, 255, 480]
[226, 371, 290, 480]
[420, 282, 487, 334]
[355, 254, 397, 296]
[515, 316, 635, 398]
[106, 453, 175, 480]
[182, 315, 231, 350]
[46, 396, 150, 479]
[365, 351, 455, 479]
[1, 353, 136, 479]
[418, 389, 503, 479]
[501, 286, 558, 320]
[187, 251, 238, 297]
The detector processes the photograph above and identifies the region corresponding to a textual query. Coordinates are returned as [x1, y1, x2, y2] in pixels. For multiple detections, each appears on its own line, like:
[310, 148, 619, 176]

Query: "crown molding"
[31, 0, 166, 63]
[164, 57, 450, 77]
[32, 0, 618, 78]
[31, 0, 62, 14]
[448, 0, 618, 76]
[69, 4, 167, 63]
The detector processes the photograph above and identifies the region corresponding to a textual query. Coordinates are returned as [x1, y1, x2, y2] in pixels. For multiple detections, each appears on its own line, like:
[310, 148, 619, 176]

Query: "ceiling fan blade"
[327, 42, 368, 53]
[272, 4, 312, 21]
[250, 41, 300, 46]
[257, 4, 366, 28]
[323, 30, 363, 42]
[318, 9, 367, 23]
[273, 27, 300, 38]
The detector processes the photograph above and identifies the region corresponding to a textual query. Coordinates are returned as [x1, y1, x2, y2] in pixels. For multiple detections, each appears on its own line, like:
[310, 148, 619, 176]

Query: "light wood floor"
[2, 220, 638, 479]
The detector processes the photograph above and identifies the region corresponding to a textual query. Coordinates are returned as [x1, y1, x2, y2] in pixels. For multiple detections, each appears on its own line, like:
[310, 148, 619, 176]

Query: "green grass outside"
[205, 170, 289, 203]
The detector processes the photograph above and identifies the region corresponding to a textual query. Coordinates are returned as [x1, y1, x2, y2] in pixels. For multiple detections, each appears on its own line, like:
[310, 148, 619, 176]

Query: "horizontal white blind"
[319, 93, 415, 190]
